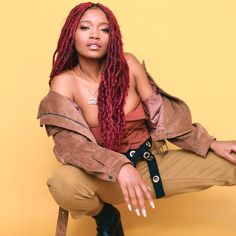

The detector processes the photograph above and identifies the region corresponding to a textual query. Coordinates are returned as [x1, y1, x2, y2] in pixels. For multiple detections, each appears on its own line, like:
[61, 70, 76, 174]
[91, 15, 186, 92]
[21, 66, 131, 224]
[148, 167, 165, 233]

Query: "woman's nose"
[89, 30, 100, 39]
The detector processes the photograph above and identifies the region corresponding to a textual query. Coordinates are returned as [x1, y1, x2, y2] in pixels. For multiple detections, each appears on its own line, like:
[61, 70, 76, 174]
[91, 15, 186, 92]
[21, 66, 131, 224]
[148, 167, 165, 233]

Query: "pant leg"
[46, 164, 124, 219]
[47, 148, 236, 219]
[137, 147, 236, 197]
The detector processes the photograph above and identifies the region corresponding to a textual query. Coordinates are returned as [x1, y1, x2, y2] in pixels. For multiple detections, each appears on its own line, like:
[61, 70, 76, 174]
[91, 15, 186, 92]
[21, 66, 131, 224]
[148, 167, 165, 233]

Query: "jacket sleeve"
[142, 89, 216, 157]
[45, 125, 132, 182]
[167, 123, 216, 157]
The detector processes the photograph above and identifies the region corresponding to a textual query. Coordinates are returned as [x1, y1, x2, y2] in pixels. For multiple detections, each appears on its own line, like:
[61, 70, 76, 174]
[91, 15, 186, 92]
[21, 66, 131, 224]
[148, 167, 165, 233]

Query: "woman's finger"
[224, 152, 236, 164]
[127, 185, 139, 216]
[134, 185, 146, 217]
[120, 184, 132, 211]
[141, 183, 155, 209]
[229, 145, 236, 153]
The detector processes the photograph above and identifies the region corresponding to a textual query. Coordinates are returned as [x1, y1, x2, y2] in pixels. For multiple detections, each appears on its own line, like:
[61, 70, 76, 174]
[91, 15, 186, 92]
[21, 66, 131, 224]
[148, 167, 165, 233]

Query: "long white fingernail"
[142, 209, 147, 217]
[135, 209, 140, 216]
[127, 204, 132, 211]
[150, 201, 155, 209]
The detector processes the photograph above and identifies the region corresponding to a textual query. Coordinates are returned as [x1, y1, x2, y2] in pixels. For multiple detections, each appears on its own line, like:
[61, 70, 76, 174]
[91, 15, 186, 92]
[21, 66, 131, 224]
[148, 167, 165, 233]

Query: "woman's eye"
[101, 28, 110, 33]
[80, 26, 90, 30]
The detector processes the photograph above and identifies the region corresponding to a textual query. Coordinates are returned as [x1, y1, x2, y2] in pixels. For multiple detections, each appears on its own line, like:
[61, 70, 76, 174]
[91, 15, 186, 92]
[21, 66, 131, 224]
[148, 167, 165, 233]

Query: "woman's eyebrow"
[79, 20, 109, 25]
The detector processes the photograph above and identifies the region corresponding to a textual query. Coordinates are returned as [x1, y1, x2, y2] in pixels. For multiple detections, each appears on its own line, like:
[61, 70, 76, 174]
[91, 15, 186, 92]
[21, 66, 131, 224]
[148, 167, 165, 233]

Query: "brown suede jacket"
[37, 62, 215, 183]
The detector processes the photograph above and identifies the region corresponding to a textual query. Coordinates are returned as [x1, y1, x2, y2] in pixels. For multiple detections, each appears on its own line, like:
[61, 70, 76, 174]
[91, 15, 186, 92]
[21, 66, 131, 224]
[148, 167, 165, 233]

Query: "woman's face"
[75, 8, 110, 60]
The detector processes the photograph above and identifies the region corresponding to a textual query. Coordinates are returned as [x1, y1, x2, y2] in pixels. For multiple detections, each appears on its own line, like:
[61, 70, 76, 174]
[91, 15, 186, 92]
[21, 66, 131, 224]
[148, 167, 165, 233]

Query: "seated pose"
[37, 2, 236, 236]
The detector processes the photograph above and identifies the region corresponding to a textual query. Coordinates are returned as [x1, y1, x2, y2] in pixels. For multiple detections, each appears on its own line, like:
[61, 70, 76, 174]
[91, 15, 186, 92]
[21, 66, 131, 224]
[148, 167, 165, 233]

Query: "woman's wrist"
[210, 140, 218, 150]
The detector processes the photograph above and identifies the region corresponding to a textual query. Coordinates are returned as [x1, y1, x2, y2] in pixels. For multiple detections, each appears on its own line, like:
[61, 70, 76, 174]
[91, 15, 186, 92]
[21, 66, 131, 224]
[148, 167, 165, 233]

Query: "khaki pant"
[46, 147, 236, 219]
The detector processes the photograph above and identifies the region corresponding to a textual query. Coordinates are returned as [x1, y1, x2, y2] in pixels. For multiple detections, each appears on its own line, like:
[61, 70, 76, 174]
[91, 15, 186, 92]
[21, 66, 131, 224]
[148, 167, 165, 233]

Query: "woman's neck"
[77, 57, 105, 83]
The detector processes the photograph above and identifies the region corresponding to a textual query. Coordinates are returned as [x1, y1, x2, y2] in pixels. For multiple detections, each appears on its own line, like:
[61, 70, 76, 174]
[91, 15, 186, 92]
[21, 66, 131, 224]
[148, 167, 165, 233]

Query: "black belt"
[122, 137, 166, 198]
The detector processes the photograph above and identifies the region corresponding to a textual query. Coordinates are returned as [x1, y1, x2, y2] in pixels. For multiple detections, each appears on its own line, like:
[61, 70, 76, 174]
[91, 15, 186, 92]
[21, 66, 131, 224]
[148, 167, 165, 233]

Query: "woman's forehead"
[80, 8, 109, 24]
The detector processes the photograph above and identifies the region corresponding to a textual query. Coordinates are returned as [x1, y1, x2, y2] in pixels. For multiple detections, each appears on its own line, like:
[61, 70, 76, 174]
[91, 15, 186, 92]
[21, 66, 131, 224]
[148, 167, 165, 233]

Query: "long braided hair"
[49, 2, 129, 151]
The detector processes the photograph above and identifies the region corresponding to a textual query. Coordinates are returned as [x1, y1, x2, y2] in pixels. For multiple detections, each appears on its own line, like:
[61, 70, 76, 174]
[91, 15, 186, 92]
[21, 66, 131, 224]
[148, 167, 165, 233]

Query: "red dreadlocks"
[49, 2, 129, 151]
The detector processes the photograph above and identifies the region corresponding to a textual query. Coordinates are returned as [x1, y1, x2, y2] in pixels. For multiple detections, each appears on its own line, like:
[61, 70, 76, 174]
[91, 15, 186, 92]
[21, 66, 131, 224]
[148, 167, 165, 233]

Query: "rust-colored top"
[90, 101, 150, 153]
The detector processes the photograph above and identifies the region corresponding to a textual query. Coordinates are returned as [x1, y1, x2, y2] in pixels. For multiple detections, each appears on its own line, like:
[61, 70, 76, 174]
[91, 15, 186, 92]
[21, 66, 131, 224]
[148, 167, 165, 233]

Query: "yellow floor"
[66, 187, 236, 236]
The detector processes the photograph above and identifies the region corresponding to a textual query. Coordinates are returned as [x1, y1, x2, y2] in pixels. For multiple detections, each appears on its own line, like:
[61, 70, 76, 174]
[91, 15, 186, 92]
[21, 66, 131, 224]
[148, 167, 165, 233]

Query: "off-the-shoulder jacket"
[37, 62, 215, 183]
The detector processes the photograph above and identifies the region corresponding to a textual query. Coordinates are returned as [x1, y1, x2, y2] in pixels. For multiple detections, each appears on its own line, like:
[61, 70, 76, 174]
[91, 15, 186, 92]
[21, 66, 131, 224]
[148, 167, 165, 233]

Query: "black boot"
[92, 203, 124, 236]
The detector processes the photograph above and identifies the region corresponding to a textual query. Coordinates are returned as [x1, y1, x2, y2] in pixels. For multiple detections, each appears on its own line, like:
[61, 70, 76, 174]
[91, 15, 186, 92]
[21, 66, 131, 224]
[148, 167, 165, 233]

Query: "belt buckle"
[158, 144, 168, 156]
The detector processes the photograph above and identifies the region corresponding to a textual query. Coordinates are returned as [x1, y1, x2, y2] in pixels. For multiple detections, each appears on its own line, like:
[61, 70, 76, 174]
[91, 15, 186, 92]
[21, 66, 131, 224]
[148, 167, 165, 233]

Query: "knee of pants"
[46, 165, 99, 211]
[206, 151, 236, 185]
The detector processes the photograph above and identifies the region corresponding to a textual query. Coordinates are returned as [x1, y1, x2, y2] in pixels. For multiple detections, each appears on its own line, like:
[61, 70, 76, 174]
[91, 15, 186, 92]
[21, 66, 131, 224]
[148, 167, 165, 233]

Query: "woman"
[37, 2, 236, 236]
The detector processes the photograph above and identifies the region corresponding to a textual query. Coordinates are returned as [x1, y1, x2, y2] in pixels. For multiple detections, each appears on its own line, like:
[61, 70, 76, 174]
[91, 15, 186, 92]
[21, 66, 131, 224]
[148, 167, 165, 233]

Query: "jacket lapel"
[37, 90, 97, 143]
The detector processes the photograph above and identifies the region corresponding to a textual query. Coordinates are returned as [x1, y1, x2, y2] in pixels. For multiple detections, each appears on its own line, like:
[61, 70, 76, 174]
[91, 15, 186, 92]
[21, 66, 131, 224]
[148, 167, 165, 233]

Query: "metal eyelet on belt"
[147, 155, 154, 161]
[146, 141, 151, 147]
[143, 152, 150, 159]
[152, 175, 160, 183]
[129, 150, 136, 157]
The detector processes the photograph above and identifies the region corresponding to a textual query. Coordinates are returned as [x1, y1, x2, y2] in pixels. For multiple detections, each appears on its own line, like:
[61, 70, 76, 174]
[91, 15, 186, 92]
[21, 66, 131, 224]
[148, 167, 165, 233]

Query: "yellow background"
[0, 0, 235, 235]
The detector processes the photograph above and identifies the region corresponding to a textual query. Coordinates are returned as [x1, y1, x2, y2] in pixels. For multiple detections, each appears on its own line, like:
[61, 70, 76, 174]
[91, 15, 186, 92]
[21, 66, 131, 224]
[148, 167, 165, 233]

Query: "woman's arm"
[125, 53, 236, 164]
[210, 140, 236, 164]
[116, 53, 158, 217]
[40, 74, 133, 182]
[125, 52, 155, 101]
[46, 125, 132, 182]
[119, 53, 236, 217]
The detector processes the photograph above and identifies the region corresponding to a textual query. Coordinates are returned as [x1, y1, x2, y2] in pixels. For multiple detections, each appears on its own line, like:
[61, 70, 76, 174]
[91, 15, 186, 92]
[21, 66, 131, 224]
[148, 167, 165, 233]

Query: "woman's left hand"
[210, 140, 236, 164]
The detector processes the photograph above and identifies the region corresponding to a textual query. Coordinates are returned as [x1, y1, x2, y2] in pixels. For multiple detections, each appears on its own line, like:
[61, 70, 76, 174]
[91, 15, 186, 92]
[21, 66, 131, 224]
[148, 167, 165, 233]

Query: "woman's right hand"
[117, 163, 155, 217]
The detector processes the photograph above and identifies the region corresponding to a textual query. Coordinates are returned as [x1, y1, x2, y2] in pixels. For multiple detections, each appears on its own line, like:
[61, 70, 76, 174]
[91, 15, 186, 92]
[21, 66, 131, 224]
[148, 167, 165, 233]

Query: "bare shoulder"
[124, 52, 153, 100]
[124, 52, 142, 67]
[124, 52, 146, 77]
[50, 70, 75, 100]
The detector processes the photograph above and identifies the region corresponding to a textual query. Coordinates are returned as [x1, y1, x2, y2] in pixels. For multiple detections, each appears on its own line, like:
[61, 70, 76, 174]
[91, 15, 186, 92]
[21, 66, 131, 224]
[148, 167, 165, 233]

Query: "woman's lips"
[87, 43, 101, 50]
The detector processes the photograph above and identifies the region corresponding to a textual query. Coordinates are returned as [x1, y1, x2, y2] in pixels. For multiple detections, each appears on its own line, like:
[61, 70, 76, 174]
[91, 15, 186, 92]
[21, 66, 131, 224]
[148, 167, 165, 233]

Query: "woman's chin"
[79, 52, 107, 60]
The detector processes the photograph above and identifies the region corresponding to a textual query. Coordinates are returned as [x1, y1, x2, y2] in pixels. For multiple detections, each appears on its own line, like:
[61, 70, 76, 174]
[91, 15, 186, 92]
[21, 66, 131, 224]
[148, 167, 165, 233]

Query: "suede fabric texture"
[37, 63, 215, 182]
